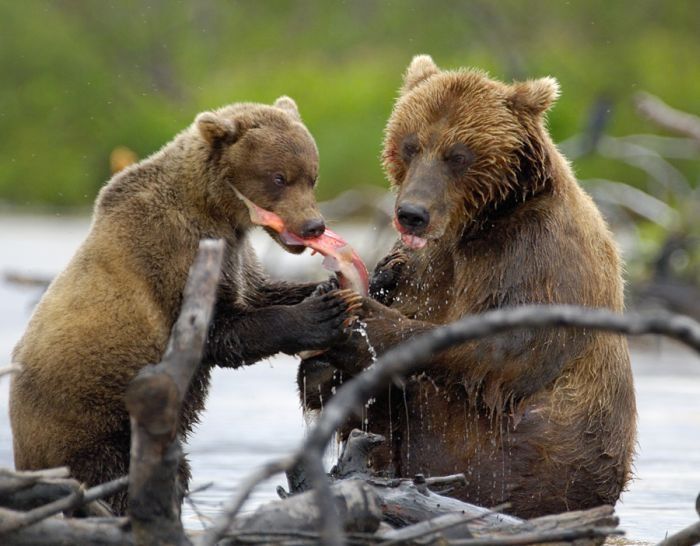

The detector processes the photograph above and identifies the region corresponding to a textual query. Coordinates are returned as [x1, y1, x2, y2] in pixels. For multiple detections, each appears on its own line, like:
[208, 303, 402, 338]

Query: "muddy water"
[0, 215, 698, 542]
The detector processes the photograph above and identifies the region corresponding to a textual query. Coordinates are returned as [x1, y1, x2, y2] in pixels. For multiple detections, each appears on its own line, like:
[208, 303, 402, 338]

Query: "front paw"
[290, 289, 362, 351]
[310, 275, 340, 297]
[369, 248, 408, 303]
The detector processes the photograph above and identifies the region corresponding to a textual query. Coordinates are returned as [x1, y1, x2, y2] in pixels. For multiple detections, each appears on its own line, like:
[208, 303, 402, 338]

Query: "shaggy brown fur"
[10, 96, 354, 515]
[299, 56, 636, 518]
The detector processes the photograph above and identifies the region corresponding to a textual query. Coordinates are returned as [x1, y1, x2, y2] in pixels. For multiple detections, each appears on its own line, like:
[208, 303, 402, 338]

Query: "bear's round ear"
[401, 54, 440, 94]
[508, 77, 560, 115]
[196, 112, 240, 145]
[274, 96, 301, 121]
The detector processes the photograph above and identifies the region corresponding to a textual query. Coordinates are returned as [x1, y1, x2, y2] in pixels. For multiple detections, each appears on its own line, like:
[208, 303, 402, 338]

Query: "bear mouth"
[400, 233, 428, 250]
[393, 216, 428, 250]
[265, 227, 307, 254]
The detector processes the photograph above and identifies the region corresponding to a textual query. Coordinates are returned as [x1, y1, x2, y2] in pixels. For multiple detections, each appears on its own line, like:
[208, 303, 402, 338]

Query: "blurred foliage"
[0, 0, 699, 209]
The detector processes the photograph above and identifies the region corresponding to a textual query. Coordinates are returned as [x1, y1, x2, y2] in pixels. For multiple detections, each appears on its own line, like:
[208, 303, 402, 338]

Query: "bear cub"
[10, 96, 355, 514]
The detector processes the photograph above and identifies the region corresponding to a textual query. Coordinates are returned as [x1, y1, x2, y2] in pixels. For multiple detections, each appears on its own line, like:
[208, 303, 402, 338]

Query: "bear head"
[196, 96, 323, 253]
[383, 54, 560, 249]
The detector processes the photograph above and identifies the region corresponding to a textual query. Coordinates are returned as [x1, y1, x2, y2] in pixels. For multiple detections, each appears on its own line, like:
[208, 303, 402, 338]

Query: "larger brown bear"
[10, 96, 356, 514]
[301, 56, 636, 518]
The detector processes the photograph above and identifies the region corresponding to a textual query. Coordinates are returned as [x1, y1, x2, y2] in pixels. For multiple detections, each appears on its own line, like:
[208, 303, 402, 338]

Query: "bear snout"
[396, 203, 430, 234]
[300, 217, 326, 239]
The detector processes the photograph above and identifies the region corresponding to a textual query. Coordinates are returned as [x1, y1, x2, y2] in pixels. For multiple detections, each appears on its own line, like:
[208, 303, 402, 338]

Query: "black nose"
[300, 218, 325, 239]
[397, 204, 430, 232]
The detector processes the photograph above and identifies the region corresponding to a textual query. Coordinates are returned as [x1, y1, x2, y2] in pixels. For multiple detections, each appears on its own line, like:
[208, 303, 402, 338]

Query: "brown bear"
[299, 56, 637, 519]
[10, 96, 357, 515]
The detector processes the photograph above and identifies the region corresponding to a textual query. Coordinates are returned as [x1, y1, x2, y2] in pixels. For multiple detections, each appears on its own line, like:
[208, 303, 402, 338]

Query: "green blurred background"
[3, 0, 700, 299]
[2, 0, 698, 206]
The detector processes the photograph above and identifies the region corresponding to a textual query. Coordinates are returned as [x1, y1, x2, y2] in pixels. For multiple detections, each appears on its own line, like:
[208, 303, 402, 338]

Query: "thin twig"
[424, 473, 467, 488]
[186, 482, 215, 497]
[201, 456, 297, 546]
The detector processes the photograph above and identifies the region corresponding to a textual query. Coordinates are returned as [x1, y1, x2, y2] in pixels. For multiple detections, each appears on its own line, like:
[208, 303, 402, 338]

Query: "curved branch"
[204, 305, 700, 545]
[635, 92, 700, 143]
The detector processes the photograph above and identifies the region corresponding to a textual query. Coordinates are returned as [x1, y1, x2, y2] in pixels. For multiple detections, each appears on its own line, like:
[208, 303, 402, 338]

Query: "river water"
[0, 214, 698, 542]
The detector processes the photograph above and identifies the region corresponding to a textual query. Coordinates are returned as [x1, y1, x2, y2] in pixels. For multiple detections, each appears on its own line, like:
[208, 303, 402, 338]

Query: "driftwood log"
[2, 240, 700, 544]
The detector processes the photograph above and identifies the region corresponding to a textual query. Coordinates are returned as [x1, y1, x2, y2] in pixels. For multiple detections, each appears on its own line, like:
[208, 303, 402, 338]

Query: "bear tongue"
[401, 233, 427, 250]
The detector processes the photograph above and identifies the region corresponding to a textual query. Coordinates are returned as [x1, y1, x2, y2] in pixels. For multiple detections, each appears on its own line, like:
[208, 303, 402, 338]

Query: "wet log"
[125, 238, 223, 546]
[221, 480, 382, 544]
[0, 477, 127, 535]
[0, 467, 115, 516]
[0, 467, 71, 496]
[0, 514, 133, 546]
[374, 476, 520, 530]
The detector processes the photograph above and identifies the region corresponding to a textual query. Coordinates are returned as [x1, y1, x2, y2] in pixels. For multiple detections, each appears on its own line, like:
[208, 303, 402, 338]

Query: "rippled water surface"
[0, 215, 698, 542]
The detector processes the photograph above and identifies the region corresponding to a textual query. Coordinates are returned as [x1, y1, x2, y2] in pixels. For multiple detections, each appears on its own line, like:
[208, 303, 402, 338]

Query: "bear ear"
[508, 77, 560, 115]
[401, 54, 440, 94]
[196, 112, 240, 145]
[274, 95, 301, 121]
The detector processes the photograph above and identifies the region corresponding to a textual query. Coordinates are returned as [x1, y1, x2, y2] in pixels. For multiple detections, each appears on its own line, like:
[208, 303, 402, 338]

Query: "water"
[0, 214, 699, 542]
[354, 320, 378, 364]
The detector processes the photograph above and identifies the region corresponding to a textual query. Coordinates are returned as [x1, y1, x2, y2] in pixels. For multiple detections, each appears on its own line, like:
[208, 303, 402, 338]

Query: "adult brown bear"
[10, 97, 356, 514]
[300, 56, 636, 518]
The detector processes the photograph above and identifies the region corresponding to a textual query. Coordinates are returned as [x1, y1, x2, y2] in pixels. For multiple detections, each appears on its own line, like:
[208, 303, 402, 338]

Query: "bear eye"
[402, 143, 419, 162]
[400, 135, 420, 163]
[447, 153, 468, 166]
[445, 144, 474, 172]
[273, 173, 287, 187]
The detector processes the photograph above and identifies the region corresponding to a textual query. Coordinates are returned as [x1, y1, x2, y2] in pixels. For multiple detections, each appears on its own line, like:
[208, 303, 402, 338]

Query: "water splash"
[354, 320, 378, 364]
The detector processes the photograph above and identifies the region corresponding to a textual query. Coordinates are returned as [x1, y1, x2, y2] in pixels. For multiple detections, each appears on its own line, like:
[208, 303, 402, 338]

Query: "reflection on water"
[0, 215, 698, 542]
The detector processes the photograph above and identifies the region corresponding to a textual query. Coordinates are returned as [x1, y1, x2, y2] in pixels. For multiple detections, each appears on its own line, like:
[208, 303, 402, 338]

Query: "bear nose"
[300, 218, 326, 239]
[397, 204, 430, 232]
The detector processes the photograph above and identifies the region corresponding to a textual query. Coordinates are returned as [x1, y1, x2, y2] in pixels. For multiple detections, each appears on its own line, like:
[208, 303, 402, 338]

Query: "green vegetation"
[1, 0, 698, 208]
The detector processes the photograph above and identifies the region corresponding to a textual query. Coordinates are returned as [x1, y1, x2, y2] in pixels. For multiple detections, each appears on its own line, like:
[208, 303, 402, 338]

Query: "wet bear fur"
[299, 56, 636, 519]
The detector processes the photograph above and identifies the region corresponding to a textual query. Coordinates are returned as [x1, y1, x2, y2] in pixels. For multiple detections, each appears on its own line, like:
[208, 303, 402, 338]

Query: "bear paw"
[369, 248, 409, 304]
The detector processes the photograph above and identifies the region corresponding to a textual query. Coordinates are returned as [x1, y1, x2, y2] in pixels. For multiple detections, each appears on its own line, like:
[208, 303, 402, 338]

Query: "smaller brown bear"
[300, 56, 636, 519]
[11, 96, 357, 515]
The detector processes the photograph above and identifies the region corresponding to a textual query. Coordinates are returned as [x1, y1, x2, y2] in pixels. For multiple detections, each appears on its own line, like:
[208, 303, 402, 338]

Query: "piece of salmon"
[234, 188, 369, 295]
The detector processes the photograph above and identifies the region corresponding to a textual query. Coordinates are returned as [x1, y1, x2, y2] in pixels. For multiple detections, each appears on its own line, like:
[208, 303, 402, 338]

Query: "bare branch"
[126, 239, 223, 546]
[424, 474, 467, 488]
[0, 364, 21, 379]
[201, 456, 296, 546]
[207, 305, 699, 546]
[635, 92, 700, 143]
[379, 503, 509, 544]
[0, 477, 128, 535]
[0, 468, 70, 496]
